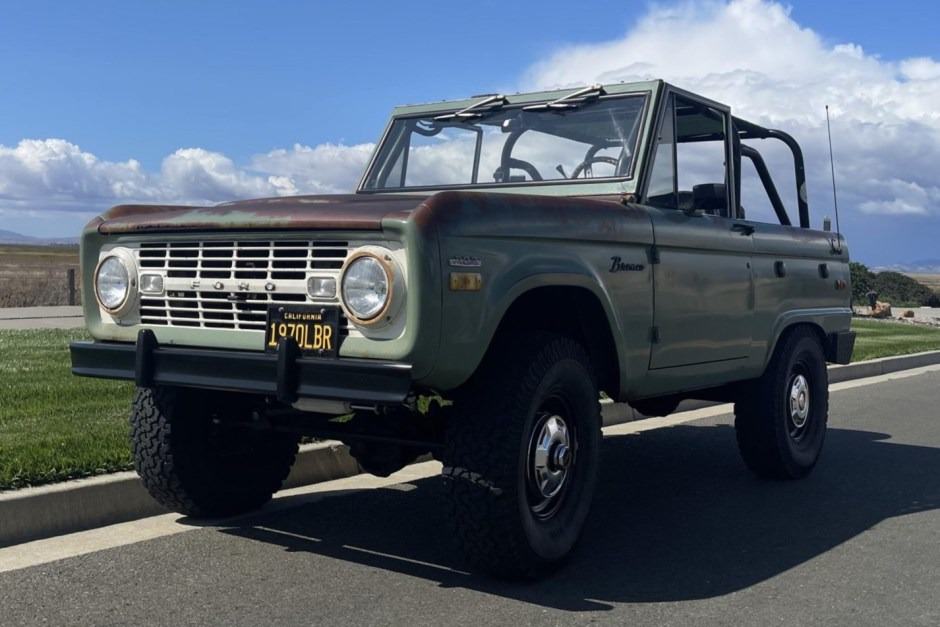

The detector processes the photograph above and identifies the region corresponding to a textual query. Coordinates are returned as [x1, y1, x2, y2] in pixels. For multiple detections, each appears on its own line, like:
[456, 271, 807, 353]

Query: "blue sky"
[2, 0, 940, 266]
[3, 0, 937, 167]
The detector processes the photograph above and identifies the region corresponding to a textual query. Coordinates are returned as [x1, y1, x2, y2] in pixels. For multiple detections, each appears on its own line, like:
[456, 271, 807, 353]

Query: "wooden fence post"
[67, 268, 77, 306]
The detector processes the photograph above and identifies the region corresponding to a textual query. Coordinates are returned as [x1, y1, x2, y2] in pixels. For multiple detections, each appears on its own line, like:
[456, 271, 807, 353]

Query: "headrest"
[692, 183, 727, 213]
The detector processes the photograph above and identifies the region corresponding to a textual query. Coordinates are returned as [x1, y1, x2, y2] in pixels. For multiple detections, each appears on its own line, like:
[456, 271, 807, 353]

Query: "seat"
[692, 183, 727, 215]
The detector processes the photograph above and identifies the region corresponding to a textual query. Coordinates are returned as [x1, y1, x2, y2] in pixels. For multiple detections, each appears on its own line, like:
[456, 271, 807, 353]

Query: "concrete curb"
[618, 350, 940, 419]
[828, 350, 940, 383]
[0, 441, 360, 548]
[2, 349, 939, 547]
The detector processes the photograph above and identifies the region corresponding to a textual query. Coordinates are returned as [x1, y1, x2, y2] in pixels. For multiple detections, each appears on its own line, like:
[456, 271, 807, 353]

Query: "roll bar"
[733, 117, 810, 228]
[740, 144, 791, 226]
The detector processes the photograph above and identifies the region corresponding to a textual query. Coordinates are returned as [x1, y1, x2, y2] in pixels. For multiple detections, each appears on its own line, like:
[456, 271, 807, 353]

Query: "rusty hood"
[96, 194, 429, 234]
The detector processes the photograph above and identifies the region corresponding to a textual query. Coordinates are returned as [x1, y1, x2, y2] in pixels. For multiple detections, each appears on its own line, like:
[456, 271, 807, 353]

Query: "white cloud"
[0, 139, 374, 218]
[0, 139, 152, 210]
[523, 0, 940, 225]
[859, 179, 940, 215]
[2, 0, 939, 264]
[249, 143, 375, 195]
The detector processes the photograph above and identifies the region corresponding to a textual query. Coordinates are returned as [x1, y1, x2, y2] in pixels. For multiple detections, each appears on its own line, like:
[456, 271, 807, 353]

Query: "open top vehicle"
[71, 80, 854, 578]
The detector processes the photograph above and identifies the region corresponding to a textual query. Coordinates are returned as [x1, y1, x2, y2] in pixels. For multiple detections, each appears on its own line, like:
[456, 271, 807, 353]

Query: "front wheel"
[734, 328, 829, 479]
[131, 387, 299, 517]
[442, 333, 601, 579]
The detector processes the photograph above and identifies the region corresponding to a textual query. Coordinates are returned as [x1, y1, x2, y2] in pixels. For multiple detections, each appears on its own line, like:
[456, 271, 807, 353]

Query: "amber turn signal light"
[449, 272, 482, 291]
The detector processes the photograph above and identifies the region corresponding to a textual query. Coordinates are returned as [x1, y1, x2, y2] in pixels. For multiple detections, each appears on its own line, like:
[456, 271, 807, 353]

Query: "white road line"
[0, 315, 83, 321]
[603, 403, 734, 436]
[2, 364, 937, 574]
[0, 461, 442, 574]
[604, 364, 940, 437]
[829, 363, 940, 392]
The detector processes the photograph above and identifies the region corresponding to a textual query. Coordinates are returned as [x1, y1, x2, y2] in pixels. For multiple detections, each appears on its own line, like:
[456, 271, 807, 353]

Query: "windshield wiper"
[522, 83, 606, 112]
[434, 94, 508, 121]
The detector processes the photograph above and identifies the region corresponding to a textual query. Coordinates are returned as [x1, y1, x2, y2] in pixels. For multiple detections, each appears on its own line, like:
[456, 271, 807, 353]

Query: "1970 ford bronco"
[71, 80, 855, 578]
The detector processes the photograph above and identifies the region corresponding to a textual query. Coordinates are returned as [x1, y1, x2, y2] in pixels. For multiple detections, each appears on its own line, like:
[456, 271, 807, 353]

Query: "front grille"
[137, 239, 348, 279]
[136, 240, 350, 332]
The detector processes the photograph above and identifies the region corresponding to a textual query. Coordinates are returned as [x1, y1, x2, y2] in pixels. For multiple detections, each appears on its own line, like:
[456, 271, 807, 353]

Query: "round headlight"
[341, 255, 390, 321]
[95, 256, 130, 311]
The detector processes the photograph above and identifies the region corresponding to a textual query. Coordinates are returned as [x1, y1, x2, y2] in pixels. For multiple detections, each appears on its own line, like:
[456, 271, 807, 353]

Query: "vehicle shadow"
[217, 425, 940, 611]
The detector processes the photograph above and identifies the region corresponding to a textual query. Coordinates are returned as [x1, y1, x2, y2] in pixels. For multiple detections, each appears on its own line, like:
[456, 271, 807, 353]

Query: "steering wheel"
[494, 158, 543, 182]
[570, 155, 618, 179]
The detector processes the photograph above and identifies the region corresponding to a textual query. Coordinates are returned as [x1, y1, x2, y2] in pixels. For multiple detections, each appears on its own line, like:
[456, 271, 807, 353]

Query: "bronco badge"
[609, 256, 645, 273]
[449, 255, 482, 268]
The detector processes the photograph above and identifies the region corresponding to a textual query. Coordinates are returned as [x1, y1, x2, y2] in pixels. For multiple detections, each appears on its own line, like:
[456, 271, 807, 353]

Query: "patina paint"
[98, 194, 429, 234]
[75, 78, 854, 403]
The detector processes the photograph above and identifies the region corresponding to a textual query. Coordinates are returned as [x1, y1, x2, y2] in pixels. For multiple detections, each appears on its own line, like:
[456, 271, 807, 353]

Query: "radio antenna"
[825, 105, 843, 251]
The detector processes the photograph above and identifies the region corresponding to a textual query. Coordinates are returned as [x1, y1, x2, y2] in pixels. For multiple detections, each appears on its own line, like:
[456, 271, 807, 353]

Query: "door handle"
[731, 223, 755, 236]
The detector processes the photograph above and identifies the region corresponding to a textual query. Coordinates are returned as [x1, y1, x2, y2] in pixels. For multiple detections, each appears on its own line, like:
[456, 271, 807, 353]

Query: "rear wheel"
[131, 387, 299, 517]
[734, 328, 828, 479]
[442, 332, 601, 579]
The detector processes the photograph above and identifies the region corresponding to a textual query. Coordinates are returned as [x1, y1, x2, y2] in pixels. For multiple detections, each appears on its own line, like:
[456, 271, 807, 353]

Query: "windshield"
[361, 95, 647, 191]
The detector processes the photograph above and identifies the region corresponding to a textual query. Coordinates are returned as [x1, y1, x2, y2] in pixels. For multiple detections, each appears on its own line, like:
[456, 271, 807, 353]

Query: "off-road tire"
[442, 332, 601, 579]
[734, 328, 828, 479]
[131, 386, 299, 517]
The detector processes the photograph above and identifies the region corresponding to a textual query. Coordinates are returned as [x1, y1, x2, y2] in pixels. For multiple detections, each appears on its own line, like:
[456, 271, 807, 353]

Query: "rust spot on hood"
[96, 191, 651, 241]
[407, 191, 650, 240]
[97, 194, 429, 234]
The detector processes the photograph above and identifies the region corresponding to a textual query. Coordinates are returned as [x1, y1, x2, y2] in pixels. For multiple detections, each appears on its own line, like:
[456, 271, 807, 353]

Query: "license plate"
[265, 305, 339, 357]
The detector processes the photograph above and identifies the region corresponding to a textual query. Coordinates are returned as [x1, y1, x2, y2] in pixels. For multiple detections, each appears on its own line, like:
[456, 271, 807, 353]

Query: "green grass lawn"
[0, 329, 133, 490]
[1, 319, 940, 491]
[851, 318, 940, 362]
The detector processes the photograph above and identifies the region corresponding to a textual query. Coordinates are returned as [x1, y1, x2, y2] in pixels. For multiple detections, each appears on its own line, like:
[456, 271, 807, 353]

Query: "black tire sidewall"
[131, 386, 299, 517]
[516, 357, 601, 562]
[442, 333, 602, 577]
[776, 336, 828, 471]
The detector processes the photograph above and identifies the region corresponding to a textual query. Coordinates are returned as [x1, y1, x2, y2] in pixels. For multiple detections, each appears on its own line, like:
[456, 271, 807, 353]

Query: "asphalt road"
[2, 369, 939, 626]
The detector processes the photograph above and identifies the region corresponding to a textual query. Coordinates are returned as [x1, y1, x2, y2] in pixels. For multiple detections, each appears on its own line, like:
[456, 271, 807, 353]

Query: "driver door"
[644, 91, 755, 371]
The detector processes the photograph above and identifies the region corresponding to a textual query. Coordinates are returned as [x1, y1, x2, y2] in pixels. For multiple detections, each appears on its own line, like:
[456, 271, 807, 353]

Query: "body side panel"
[748, 224, 851, 368]
[414, 192, 655, 396]
[646, 208, 755, 371]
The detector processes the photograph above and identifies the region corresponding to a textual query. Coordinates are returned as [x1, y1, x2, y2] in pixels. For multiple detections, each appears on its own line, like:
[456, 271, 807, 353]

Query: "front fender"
[417, 240, 653, 395]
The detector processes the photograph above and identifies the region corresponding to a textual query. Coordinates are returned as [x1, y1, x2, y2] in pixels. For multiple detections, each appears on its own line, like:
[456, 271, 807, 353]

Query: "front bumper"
[70, 330, 412, 404]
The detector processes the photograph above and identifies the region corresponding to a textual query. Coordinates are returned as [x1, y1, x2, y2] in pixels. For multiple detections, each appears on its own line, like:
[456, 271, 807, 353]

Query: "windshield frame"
[357, 88, 653, 195]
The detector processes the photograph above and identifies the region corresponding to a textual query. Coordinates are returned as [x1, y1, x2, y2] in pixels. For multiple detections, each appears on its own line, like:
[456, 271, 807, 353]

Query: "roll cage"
[358, 80, 812, 229]
[640, 83, 811, 228]
[733, 117, 809, 228]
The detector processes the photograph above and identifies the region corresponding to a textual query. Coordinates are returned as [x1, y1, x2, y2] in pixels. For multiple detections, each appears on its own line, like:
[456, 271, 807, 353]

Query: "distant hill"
[906, 273, 940, 293]
[875, 259, 940, 274]
[0, 229, 78, 246]
[0, 229, 36, 244]
[852, 262, 940, 307]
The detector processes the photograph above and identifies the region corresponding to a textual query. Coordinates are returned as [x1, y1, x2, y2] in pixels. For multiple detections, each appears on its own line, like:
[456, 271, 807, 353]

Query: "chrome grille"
[137, 239, 348, 279]
[135, 240, 349, 331]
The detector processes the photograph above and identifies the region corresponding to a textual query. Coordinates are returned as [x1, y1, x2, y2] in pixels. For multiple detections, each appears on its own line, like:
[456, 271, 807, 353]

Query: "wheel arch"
[481, 278, 625, 399]
[763, 313, 834, 372]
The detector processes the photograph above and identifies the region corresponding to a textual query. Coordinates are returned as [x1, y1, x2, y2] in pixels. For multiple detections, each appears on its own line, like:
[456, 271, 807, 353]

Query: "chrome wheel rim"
[526, 411, 574, 519]
[788, 373, 811, 438]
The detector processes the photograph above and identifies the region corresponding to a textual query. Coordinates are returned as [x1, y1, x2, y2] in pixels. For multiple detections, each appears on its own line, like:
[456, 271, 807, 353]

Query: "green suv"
[71, 80, 855, 578]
